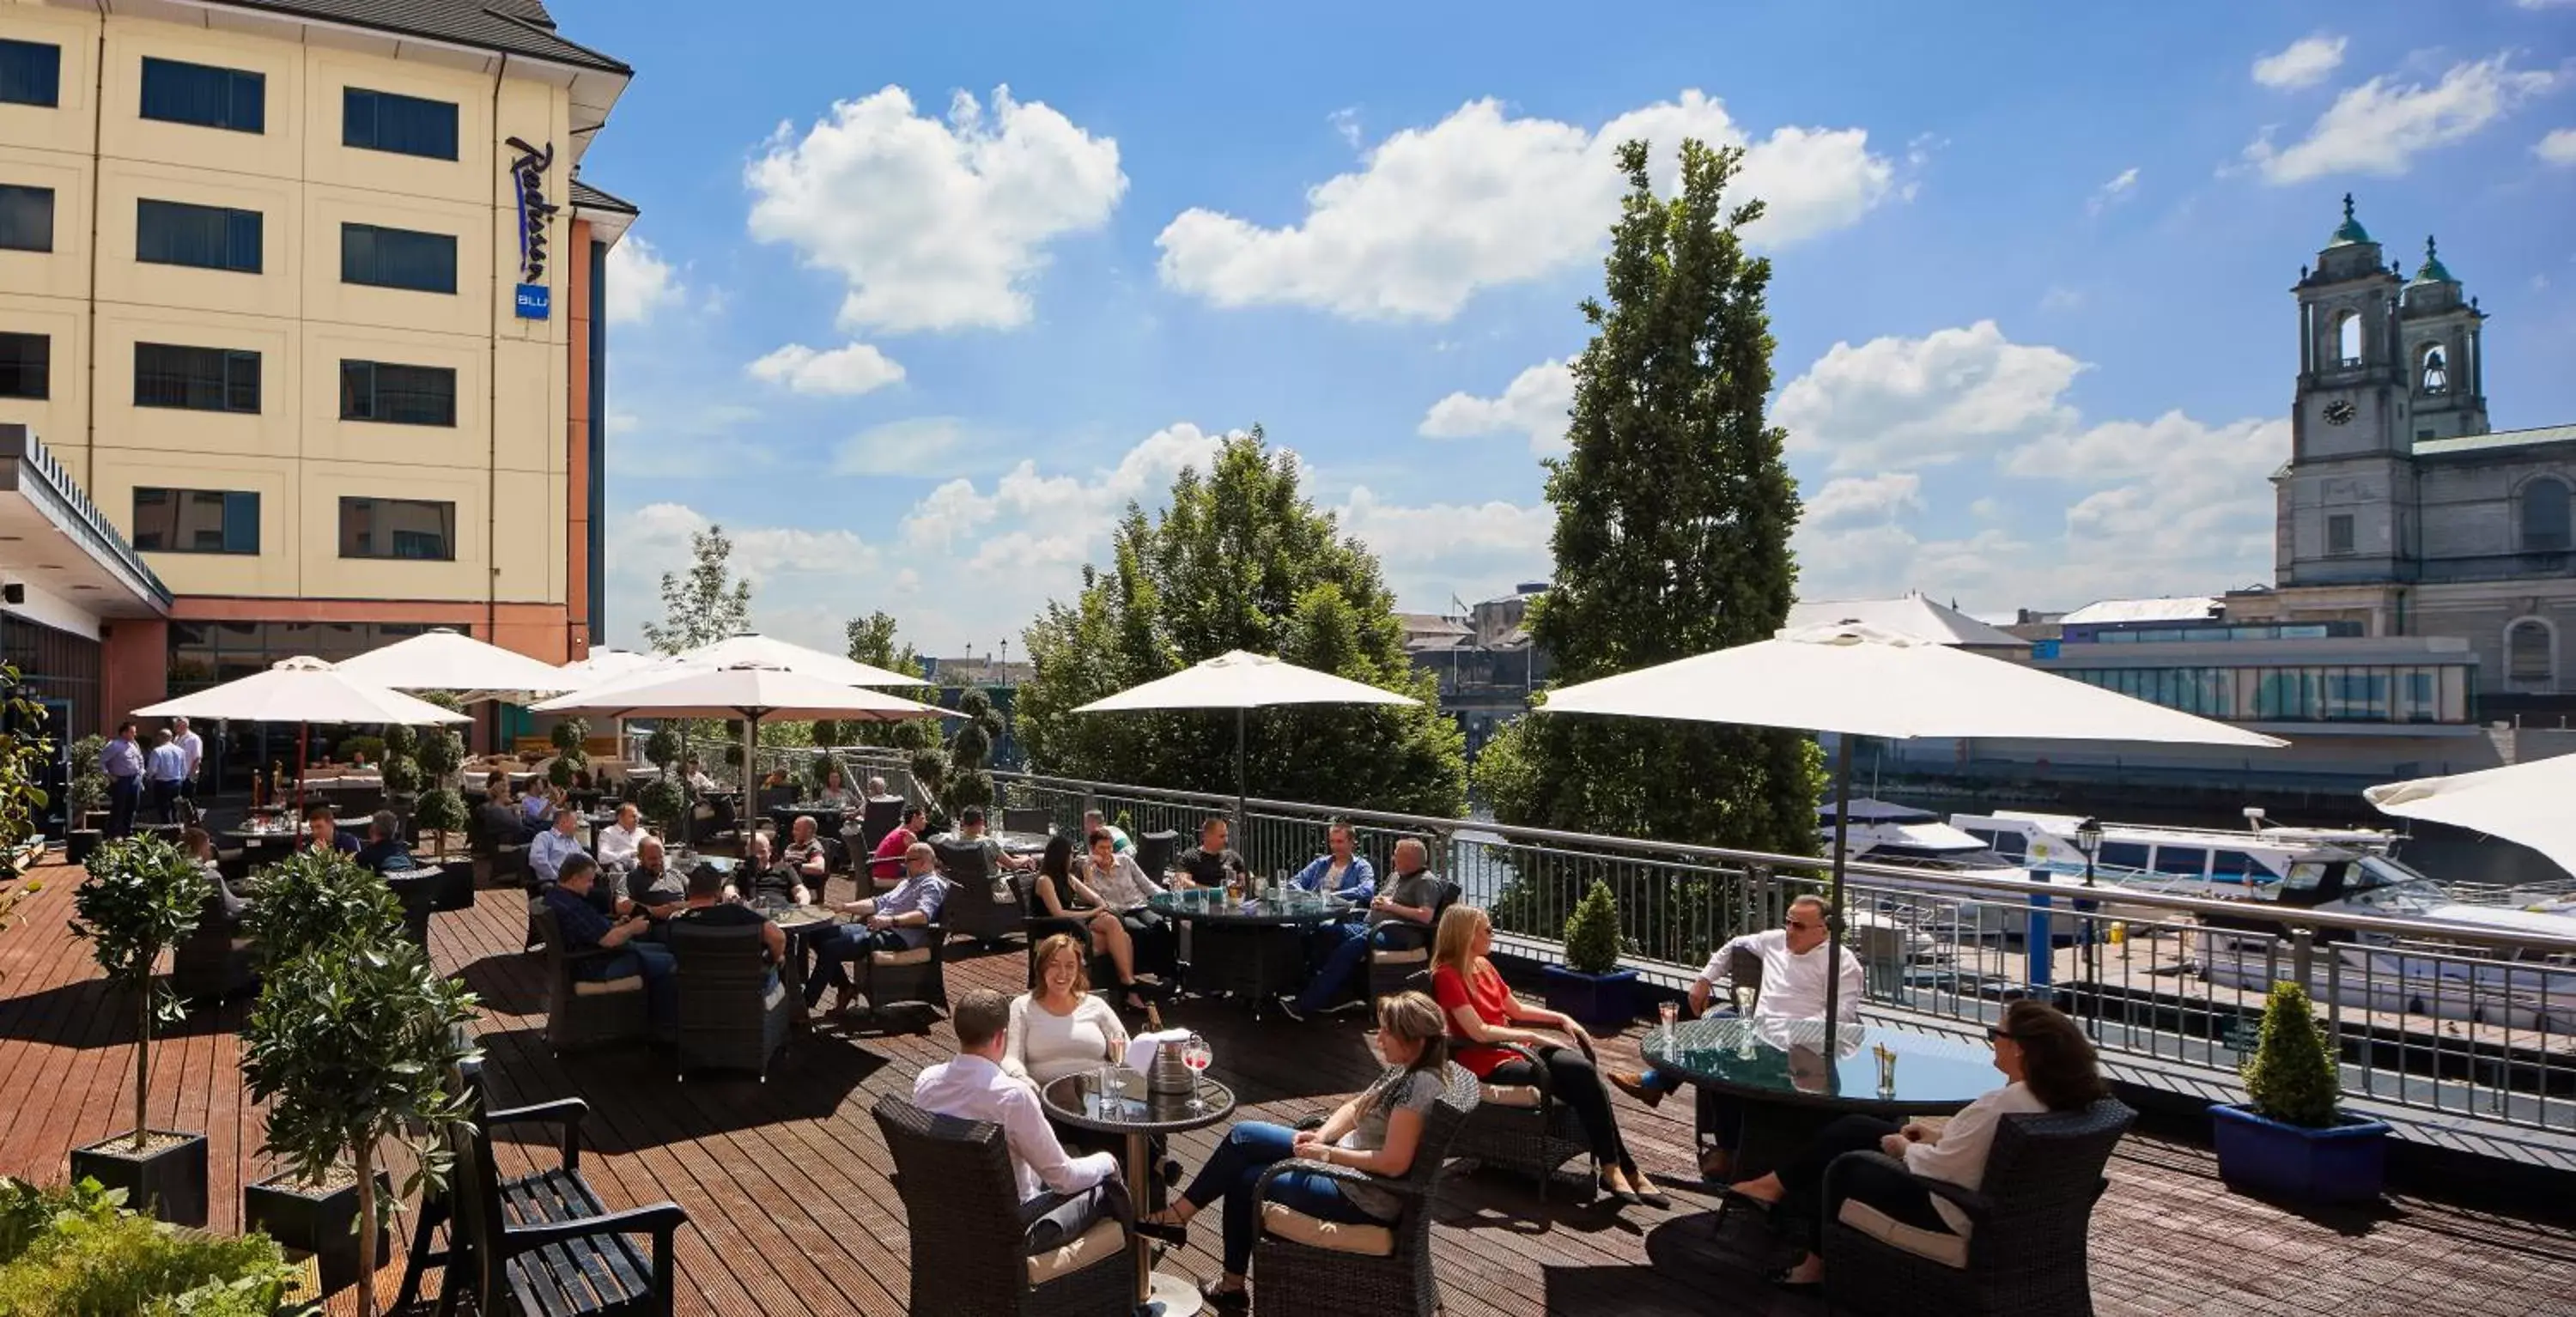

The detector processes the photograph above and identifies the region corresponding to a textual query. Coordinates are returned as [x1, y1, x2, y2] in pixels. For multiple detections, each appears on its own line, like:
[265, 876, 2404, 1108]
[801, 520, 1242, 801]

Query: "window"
[0, 183, 52, 252]
[2152, 847, 2208, 878]
[2522, 479, 2572, 554]
[131, 488, 258, 555]
[2333, 310, 2362, 366]
[2325, 513, 2355, 556]
[2507, 619, 2555, 686]
[2419, 344, 2448, 395]
[136, 199, 262, 273]
[0, 331, 46, 400]
[340, 223, 454, 294]
[342, 88, 458, 160]
[2209, 851, 2263, 885]
[339, 360, 456, 427]
[2099, 842, 2150, 873]
[339, 497, 455, 561]
[0, 39, 61, 108]
[138, 57, 264, 133]
[134, 343, 260, 413]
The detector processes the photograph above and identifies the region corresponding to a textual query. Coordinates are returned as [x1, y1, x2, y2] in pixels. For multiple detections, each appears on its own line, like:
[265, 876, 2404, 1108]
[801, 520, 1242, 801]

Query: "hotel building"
[0, 0, 632, 782]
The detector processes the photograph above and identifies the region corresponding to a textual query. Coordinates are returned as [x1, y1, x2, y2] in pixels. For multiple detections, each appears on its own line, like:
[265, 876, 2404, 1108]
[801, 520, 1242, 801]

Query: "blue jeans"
[1293, 922, 1406, 1014]
[591, 941, 678, 1034]
[1181, 1121, 1377, 1276]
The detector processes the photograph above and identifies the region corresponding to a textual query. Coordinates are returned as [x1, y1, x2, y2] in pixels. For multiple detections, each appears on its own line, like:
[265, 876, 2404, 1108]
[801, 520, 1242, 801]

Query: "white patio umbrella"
[1539, 622, 2286, 1025]
[2366, 755, 2576, 878]
[532, 662, 954, 807]
[134, 656, 471, 810]
[680, 633, 928, 688]
[332, 627, 575, 702]
[1072, 650, 1420, 842]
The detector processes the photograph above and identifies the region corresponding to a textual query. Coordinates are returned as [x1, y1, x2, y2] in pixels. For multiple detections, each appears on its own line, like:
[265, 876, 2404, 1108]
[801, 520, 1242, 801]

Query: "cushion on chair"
[1477, 1083, 1542, 1108]
[1372, 946, 1430, 964]
[872, 946, 933, 966]
[1836, 1199, 1967, 1268]
[572, 974, 646, 997]
[228, 937, 255, 951]
[1260, 1203, 1394, 1256]
[1024, 1217, 1127, 1283]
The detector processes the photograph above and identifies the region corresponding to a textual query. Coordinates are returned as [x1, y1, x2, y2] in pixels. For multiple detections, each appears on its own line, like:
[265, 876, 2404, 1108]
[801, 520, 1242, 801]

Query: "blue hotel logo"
[515, 283, 550, 319]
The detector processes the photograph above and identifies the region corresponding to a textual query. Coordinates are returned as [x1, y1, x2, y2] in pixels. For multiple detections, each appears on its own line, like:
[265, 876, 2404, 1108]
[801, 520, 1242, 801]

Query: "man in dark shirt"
[1174, 816, 1249, 889]
[542, 856, 676, 1037]
[624, 835, 689, 931]
[305, 804, 362, 858]
[671, 862, 787, 965]
[355, 810, 417, 873]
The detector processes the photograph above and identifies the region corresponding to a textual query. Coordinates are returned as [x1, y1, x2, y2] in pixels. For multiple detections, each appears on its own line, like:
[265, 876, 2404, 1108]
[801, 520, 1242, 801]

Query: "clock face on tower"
[2323, 399, 2357, 426]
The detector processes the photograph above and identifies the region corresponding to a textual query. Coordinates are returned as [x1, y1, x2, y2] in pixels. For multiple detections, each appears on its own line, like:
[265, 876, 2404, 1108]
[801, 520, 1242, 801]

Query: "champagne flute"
[1657, 999, 1680, 1049]
[1182, 1035, 1213, 1113]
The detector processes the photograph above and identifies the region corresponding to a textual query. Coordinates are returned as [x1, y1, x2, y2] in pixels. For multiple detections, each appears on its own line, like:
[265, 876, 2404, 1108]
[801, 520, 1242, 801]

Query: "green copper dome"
[2327, 192, 2371, 246]
[2411, 234, 2455, 285]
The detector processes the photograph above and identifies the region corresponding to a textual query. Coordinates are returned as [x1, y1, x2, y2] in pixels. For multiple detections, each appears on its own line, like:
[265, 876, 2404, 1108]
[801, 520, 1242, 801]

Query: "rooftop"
[2415, 422, 2576, 458]
[2061, 596, 2222, 626]
[3, 856, 2571, 1315]
[203, 0, 631, 74]
[0, 424, 173, 617]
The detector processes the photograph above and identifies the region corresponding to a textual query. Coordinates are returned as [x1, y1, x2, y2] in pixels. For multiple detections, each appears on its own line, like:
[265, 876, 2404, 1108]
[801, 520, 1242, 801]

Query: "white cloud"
[835, 416, 968, 476]
[2241, 54, 2559, 184]
[2514, 0, 2576, 9]
[2251, 35, 2348, 90]
[1418, 359, 1576, 455]
[2539, 127, 2576, 166]
[1782, 323, 2284, 611]
[605, 236, 684, 325]
[1328, 107, 1364, 149]
[2087, 167, 2139, 215]
[745, 341, 906, 396]
[1335, 486, 1553, 609]
[2038, 285, 2084, 313]
[605, 502, 886, 654]
[746, 85, 1127, 333]
[1156, 90, 1893, 320]
[1777, 320, 2084, 472]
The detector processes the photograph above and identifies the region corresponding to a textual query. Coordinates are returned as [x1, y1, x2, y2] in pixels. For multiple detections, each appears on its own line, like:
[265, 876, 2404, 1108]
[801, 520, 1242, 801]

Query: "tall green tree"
[840, 611, 939, 755]
[1475, 139, 1822, 861]
[1017, 430, 1466, 817]
[640, 525, 752, 655]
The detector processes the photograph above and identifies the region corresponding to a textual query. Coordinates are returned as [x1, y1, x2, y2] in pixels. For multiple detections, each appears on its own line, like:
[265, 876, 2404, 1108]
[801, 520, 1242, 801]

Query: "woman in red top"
[1430, 904, 1665, 1208]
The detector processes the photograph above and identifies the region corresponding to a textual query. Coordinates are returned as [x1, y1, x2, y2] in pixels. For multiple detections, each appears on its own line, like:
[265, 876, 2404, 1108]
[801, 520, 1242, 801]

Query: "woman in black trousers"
[1731, 998, 2108, 1290]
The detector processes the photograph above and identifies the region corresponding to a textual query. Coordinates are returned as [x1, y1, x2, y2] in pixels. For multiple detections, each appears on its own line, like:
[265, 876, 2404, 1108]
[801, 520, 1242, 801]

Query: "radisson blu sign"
[507, 136, 557, 320]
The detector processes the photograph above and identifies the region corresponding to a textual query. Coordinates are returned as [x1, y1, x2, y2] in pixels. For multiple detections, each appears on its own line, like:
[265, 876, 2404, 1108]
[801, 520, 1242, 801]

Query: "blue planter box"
[1541, 966, 1639, 1030]
[2210, 1102, 2389, 1205]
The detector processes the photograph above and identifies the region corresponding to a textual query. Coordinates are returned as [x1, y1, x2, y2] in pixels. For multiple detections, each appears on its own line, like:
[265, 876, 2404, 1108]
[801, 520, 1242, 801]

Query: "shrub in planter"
[66, 836, 213, 1224]
[0, 1176, 301, 1314]
[637, 777, 688, 836]
[415, 725, 465, 792]
[65, 733, 109, 860]
[2212, 980, 2389, 1205]
[242, 1166, 391, 1296]
[412, 787, 470, 860]
[240, 849, 400, 974]
[1542, 878, 1639, 1029]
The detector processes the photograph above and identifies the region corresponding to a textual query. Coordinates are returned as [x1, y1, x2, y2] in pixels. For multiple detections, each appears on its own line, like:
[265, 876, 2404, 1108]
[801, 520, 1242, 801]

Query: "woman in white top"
[1729, 998, 2108, 1291]
[814, 766, 861, 814]
[1004, 933, 1130, 1086]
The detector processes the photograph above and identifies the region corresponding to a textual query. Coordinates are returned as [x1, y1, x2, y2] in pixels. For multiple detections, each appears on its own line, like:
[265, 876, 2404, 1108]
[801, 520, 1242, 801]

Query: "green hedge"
[0, 1178, 304, 1314]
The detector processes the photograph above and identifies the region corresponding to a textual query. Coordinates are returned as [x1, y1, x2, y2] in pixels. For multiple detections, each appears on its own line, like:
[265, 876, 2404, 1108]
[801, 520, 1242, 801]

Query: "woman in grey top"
[1139, 992, 1450, 1310]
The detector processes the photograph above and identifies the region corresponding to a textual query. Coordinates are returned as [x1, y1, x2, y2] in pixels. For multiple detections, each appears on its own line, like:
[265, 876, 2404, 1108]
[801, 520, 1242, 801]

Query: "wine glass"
[1658, 999, 1680, 1048]
[1181, 1035, 1213, 1112]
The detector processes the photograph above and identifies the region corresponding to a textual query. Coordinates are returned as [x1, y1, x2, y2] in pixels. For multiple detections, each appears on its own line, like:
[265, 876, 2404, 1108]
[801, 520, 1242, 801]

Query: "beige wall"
[0, 0, 580, 609]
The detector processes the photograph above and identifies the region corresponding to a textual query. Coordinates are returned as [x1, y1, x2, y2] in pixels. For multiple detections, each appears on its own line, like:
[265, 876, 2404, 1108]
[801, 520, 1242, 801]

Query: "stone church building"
[2227, 197, 2576, 713]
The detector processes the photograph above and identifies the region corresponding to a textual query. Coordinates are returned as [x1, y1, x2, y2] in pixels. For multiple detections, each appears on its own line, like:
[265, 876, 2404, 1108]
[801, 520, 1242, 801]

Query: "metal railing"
[810, 746, 2576, 1135]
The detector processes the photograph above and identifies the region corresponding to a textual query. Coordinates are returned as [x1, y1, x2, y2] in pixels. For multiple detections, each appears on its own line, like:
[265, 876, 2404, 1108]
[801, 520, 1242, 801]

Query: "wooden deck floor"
[3, 855, 2574, 1316]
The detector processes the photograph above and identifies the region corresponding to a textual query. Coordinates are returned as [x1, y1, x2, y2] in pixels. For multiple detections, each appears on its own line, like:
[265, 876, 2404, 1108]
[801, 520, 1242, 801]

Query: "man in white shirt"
[146, 730, 191, 824]
[170, 718, 204, 804]
[914, 988, 1127, 1253]
[595, 803, 647, 870]
[529, 808, 591, 887]
[1610, 895, 1862, 1181]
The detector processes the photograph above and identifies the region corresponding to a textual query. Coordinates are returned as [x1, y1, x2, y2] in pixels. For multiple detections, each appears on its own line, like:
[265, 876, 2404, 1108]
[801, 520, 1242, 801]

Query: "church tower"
[2279, 196, 2415, 585]
[2397, 235, 2489, 442]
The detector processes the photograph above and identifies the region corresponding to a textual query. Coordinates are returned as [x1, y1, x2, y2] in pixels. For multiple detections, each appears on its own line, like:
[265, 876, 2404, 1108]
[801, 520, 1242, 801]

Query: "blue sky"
[566, 0, 2576, 657]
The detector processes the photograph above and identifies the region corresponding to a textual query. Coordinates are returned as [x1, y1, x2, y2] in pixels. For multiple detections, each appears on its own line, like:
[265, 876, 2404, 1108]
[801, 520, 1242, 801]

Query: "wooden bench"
[397, 1064, 688, 1316]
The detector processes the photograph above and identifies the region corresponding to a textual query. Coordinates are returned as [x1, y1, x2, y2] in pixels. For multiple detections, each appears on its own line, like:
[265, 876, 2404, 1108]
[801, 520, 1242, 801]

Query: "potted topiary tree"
[412, 786, 469, 862]
[2211, 980, 2390, 1204]
[241, 892, 480, 1312]
[66, 835, 215, 1224]
[1542, 878, 1639, 1029]
[546, 718, 590, 792]
[64, 734, 109, 864]
[379, 723, 421, 817]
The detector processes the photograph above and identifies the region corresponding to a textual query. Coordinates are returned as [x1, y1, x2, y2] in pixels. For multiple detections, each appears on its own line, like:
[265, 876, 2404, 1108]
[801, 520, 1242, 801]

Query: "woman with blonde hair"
[1140, 992, 1453, 1310]
[1430, 903, 1665, 1207]
[1004, 933, 1130, 1087]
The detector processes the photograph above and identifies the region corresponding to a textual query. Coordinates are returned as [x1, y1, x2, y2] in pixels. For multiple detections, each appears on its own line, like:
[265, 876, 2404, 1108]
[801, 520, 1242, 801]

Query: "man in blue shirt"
[805, 841, 949, 1015]
[1281, 835, 1445, 1021]
[529, 808, 590, 887]
[355, 810, 416, 873]
[544, 855, 675, 1037]
[146, 730, 190, 824]
[304, 804, 362, 857]
[100, 722, 144, 838]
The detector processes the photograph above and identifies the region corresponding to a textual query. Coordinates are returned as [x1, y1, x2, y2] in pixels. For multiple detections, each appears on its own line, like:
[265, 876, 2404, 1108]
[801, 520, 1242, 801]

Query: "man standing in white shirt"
[1609, 895, 1862, 1181]
[170, 718, 204, 804]
[914, 988, 1127, 1252]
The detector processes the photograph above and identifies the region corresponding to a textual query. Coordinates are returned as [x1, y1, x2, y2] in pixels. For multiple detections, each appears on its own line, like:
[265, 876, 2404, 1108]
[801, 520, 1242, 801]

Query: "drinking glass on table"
[1658, 1000, 1679, 1046]
[1732, 984, 1759, 1017]
[1182, 1034, 1213, 1113]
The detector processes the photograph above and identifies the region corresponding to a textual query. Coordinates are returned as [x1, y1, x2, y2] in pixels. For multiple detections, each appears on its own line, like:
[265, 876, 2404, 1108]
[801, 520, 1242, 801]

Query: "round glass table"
[1638, 1017, 1996, 1177]
[1146, 889, 1352, 1017]
[1041, 1067, 1236, 1317]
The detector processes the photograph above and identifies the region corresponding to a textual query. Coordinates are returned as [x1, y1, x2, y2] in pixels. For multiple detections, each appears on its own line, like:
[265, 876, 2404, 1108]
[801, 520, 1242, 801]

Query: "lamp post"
[2073, 816, 2104, 1029]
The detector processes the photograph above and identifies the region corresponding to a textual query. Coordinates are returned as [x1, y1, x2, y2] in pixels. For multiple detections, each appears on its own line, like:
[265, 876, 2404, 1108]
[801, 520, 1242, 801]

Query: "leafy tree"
[412, 788, 468, 858]
[67, 836, 212, 1150]
[939, 688, 1003, 818]
[1476, 139, 1822, 867]
[1016, 430, 1466, 818]
[841, 612, 939, 755]
[65, 734, 109, 825]
[640, 525, 752, 655]
[414, 723, 465, 788]
[241, 850, 402, 974]
[0, 670, 52, 977]
[379, 723, 421, 798]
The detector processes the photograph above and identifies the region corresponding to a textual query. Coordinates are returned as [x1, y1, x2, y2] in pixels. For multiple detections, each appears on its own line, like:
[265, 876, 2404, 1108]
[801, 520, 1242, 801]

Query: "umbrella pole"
[1234, 706, 1248, 862]
[294, 720, 308, 817]
[742, 709, 762, 829]
[1822, 731, 1852, 1031]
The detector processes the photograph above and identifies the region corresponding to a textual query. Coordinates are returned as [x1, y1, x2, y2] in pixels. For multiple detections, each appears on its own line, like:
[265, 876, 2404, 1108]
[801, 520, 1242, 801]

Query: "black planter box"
[64, 829, 100, 865]
[1542, 965, 1641, 1030]
[70, 1130, 208, 1226]
[245, 1169, 393, 1295]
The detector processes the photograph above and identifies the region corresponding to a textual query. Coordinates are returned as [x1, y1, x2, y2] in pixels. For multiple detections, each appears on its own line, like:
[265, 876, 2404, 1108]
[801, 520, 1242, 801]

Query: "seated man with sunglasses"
[1607, 895, 1862, 1182]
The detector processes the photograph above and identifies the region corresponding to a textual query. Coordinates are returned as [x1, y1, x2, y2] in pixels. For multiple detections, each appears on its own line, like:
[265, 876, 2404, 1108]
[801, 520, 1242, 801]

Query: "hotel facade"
[0, 0, 630, 780]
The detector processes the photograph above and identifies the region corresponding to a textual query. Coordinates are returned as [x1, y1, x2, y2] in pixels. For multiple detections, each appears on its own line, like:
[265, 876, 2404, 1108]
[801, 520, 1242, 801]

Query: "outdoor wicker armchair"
[171, 881, 254, 1004]
[937, 839, 1028, 946]
[1821, 1097, 2136, 1317]
[872, 1094, 1134, 1317]
[668, 918, 795, 1079]
[850, 919, 950, 1028]
[532, 902, 652, 1054]
[1364, 879, 1460, 1005]
[1251, 1064, 1479, 1317]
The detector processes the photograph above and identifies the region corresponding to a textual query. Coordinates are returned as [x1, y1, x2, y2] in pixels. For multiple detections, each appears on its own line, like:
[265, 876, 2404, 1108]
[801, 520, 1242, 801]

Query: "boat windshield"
[1860, 844, 2020, 871]
[2343, 859, 2451, 916]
